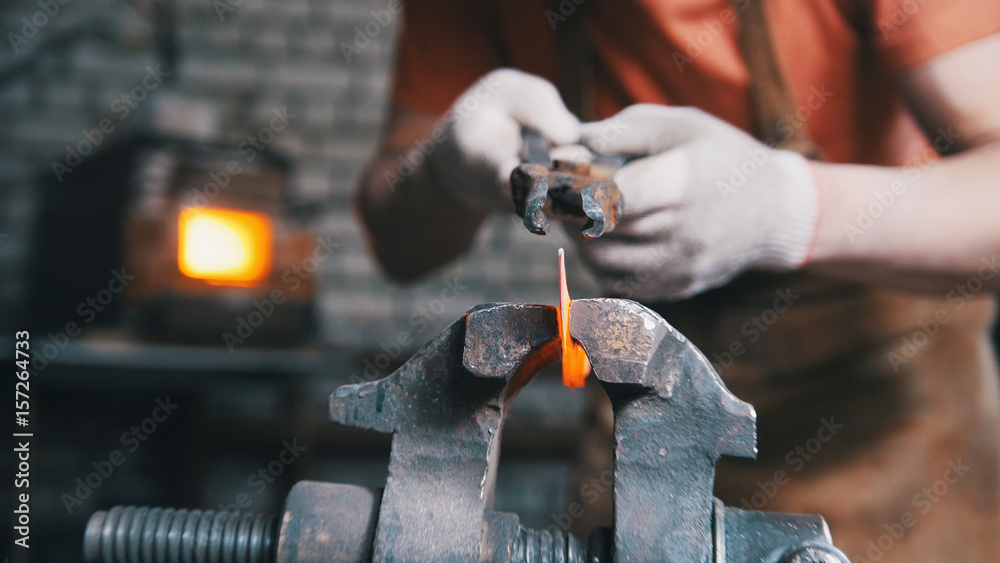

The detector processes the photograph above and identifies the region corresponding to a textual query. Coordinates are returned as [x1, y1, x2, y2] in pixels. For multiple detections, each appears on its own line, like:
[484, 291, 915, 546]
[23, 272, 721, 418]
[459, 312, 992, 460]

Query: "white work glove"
[574, 104, 820, 301]
[425, 68, 580, 211]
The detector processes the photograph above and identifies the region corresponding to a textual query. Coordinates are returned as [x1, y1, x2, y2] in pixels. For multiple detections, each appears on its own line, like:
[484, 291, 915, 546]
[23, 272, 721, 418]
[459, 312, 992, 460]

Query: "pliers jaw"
[510, 130, 625, 241]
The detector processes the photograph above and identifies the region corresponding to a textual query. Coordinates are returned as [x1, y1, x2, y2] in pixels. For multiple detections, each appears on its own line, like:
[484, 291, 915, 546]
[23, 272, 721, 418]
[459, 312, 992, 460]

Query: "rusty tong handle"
[520, 128, 550, 165]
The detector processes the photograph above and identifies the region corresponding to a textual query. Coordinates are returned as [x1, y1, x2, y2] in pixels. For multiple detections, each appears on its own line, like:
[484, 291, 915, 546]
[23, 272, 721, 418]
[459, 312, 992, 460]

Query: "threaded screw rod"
[514, 526, 615, 563]
[83, 505, 278, 563]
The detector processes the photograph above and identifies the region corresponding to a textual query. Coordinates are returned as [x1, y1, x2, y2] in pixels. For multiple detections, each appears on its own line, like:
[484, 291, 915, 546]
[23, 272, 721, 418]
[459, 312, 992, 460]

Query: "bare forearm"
[354, 153, 488, 282]
[808, 141, 1000, 292]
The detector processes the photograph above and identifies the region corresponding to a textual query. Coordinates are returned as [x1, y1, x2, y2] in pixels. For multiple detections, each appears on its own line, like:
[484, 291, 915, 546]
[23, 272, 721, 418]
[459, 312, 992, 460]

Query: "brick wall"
[0, 0, 598, 346]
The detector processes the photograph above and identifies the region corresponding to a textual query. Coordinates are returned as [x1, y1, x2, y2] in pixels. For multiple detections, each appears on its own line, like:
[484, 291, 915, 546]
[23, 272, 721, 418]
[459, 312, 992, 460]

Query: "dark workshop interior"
[3, 1, 1000, 562]
[1, 2, 595, 561]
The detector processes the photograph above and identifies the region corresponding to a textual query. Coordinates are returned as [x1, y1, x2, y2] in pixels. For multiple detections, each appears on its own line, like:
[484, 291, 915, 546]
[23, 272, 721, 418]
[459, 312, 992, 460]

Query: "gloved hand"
[574, 104, 820, 301]
[425, 68, 580, 211]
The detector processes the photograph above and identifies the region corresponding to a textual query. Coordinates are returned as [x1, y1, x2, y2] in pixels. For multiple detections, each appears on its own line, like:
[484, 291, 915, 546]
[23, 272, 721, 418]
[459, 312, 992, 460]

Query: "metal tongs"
[510, 129, 626, 240]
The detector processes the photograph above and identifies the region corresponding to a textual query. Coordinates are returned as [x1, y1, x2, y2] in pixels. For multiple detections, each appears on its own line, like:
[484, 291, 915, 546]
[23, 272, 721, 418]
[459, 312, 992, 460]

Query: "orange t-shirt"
[391, 0, 1000, 166]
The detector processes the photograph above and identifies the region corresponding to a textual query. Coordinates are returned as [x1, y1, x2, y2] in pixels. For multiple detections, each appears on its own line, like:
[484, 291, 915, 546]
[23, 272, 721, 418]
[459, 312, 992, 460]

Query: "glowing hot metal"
[558, 248, 591, 388]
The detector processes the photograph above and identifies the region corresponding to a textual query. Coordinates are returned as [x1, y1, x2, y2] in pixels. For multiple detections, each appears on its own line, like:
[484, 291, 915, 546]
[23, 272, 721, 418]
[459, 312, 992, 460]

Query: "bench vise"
[83, 299, 850, 562]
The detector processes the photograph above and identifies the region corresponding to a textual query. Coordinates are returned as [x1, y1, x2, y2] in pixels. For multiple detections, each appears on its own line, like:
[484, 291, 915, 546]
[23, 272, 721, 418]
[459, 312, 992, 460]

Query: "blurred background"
[0, 1, 602, 561]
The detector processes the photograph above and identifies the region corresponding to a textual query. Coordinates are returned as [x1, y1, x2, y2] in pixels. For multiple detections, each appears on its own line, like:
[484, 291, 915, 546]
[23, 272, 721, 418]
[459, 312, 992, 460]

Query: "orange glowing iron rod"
[558, 248, 591, 389]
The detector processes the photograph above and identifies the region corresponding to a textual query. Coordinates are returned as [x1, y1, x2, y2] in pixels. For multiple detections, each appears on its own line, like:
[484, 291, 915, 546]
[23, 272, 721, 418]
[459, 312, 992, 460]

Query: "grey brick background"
[0, 5, 601, 555]
[0, 0, 599, 347]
